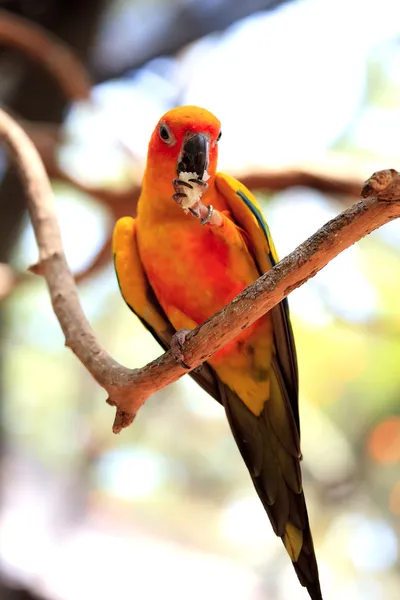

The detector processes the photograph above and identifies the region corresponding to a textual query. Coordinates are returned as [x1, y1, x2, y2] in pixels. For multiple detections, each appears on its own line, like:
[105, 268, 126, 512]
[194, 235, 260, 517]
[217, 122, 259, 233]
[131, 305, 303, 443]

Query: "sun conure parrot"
[112, 105, 323, 600]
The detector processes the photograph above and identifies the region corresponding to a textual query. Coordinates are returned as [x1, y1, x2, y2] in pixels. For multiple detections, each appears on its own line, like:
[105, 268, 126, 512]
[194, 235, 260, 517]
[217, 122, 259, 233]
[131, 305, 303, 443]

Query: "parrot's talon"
[189, 205, 201, 218]
[188, 178, 208, 188]
[200, 204, 214, 225]
[173, 178, 193, 190]
[172, 172, 210, 214]
[179, 359, 191, 369]
[172, 192, 187, 202]
[171, 329, 192, 369]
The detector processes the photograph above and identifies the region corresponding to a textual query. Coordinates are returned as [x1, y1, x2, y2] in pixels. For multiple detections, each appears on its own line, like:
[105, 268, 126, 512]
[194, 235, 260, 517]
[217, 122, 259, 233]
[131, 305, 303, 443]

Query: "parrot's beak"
[177, 133, 209, 179]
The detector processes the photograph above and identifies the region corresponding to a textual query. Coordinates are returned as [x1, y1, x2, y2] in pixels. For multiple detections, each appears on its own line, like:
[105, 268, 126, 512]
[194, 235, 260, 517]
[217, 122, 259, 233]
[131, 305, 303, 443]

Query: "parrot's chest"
[138, 221, 255, 327]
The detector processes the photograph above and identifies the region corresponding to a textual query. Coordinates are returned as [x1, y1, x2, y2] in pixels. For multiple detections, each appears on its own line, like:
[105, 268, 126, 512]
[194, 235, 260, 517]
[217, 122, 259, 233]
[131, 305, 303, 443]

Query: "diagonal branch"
[0, 108, 399, 433]
[0, 161, 364, 298]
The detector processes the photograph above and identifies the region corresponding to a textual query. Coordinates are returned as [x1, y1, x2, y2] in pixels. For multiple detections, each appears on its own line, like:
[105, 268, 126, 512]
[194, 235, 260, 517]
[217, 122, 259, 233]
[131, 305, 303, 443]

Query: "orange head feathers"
[145, 105, 222, 183]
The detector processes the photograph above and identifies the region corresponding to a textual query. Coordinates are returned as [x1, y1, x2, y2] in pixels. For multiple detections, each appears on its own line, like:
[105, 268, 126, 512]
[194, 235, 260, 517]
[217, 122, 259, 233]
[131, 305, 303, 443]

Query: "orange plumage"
[113, 106, 323, 599]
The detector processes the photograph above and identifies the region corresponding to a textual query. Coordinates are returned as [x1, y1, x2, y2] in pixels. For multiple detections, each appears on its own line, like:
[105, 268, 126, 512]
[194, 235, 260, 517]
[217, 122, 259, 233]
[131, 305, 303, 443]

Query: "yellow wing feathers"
[112, 217, 169, 333]
[112, 216, 221, 400]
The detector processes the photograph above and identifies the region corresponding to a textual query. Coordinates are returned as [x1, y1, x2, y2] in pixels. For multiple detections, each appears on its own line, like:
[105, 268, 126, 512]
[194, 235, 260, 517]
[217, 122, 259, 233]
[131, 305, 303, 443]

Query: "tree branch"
[240, 169, 362, 199]
[0, 108, 398, 432]
[16, 115, 365, 288]
[43, 162, 364, 284]
[0, 162, 364, 296]
[0, 262, 23, 300]
[0, 10, 91, 101]
[45, 163, 362, 212]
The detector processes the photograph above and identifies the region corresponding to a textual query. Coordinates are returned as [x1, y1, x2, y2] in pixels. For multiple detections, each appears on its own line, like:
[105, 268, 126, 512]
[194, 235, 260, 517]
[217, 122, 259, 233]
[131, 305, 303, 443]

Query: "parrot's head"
[147, 105, 221, 185]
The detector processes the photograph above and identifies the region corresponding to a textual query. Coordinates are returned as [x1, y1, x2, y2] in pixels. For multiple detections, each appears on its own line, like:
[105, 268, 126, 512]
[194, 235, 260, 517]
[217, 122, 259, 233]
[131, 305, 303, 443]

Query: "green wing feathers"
[215, 173, 300, 430]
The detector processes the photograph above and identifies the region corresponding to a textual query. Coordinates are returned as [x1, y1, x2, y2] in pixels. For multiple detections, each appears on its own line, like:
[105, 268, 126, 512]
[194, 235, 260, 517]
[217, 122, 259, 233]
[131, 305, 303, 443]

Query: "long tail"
[223, 386, 323, 600]
[283, 500, 323, 600]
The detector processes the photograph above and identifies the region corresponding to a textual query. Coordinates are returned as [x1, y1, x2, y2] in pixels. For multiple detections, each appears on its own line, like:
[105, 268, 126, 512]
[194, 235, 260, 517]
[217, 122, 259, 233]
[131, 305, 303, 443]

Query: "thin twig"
[46, 164, 361, 213]
[44, 163, 364, 283]
[0, 162, 364, 293]
[0, 9, 365, 293]
[0, 109, 399, 433]
[0, 263, 22, 300]
[240, 169, 362, 198]
[19, 115, 365, 286]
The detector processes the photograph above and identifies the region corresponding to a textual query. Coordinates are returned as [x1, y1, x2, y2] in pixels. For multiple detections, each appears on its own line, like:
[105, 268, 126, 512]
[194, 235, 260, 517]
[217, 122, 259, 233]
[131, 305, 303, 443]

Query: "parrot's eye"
[159, 124, 173, 144]
[216, 130, 222, 142]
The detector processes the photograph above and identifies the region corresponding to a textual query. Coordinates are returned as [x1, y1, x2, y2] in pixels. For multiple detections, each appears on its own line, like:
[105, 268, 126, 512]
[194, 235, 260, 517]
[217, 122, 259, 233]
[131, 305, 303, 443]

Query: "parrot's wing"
[112, 216, 219, 399]
[215, 174, 322, 599]
[215, 172, 299, 432]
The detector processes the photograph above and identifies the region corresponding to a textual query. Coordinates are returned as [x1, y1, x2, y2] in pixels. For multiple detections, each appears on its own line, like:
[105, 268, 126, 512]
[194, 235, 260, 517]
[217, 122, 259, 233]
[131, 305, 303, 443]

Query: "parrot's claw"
[188, 204, 201, 218]
[172, 192, 187, 203]
[171, 328, 192, 369]
[172, 176, 209, 214]
[173, 177, 208, 191]
[172, 175, 221, 226]
[173, 178, 194, 190]
[188, 178, 208, 189]
[172, 179, 190, 205]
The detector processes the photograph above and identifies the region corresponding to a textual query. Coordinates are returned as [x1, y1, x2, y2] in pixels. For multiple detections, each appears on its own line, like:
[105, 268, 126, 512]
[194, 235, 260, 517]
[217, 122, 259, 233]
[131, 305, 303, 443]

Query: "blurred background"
[0, 0, 400, 599]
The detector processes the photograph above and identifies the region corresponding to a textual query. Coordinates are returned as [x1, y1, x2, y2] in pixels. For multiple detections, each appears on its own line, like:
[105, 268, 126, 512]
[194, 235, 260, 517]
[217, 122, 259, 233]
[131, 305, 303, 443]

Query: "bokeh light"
[368, 417, 400, 464]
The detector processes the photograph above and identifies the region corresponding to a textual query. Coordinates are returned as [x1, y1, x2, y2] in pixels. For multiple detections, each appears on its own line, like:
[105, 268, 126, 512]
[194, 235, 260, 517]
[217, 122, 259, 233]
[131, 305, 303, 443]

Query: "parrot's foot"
[171, 328, 192, 370]
[172, 178, 222, 226]
[172, 177, 208, 217]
